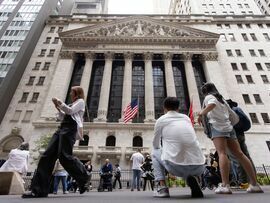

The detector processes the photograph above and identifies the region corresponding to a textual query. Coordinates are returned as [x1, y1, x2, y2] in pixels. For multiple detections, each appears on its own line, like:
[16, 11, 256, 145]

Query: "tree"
[31, 133, 52, 164]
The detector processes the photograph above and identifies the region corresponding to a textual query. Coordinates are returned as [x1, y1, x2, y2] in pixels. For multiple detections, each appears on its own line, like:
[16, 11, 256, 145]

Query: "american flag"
[123, 99, 139, 123]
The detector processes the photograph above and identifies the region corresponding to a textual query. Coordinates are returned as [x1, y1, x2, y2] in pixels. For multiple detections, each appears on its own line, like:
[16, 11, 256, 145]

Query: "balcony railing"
[96, 146, 122, 154]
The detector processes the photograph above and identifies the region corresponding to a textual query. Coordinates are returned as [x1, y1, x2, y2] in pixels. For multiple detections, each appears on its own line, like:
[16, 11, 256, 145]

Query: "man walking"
[130, 148, 144, 191]
[152, 97, 205, 198]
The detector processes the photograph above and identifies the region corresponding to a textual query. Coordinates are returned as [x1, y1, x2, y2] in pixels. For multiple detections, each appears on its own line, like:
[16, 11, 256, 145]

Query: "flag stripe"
[123, 99, 138, 123]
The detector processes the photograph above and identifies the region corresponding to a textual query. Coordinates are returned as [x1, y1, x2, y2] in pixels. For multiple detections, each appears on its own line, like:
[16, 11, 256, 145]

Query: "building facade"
[72, 0, 108, 14]
[169, 0, 262, 15]
[0, 13, 270, 170]
[254, 0, 270, 14]
[0, 0, 74, 124]
[153, 0, 171, 14]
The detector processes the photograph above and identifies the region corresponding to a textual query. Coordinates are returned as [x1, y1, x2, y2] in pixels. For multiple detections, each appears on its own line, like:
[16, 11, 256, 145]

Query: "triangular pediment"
[59, 16, 219, 45]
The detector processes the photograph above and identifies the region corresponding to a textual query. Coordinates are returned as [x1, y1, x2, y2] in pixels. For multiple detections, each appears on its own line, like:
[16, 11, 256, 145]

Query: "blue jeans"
[131, 169, 141, 190]
[152, 149, 204, 181]
[53, 176, 67, 193]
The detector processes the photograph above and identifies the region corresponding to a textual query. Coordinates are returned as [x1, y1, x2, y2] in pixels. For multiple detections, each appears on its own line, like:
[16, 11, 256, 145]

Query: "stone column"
[144, 53, 155, 123]
[201, 53, 229, 98]
[119, 52, 133, 122]
[80, 52, 95, 98]
[40, 51, 75, 119]
[94, 52, 113, 122]
[182, 53, 201, 113]
[164, 53, 176, 97]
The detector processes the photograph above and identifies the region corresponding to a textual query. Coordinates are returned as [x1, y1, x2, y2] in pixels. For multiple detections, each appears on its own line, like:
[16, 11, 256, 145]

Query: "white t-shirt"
[153, 111, 205, 166]
[204, 94, 233, 132]
[130, 152, 144, 170]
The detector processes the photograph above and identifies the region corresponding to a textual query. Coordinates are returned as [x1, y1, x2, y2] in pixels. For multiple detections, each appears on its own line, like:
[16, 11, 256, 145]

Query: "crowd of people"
[0, 84, 265, 199]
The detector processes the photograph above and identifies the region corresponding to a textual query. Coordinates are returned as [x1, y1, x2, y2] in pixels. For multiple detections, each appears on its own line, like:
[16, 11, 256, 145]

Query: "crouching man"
[152, 97, 205, 198]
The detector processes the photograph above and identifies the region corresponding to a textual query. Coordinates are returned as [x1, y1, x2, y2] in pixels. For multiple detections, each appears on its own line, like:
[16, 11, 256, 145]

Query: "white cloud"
[108, 0, 154, 14]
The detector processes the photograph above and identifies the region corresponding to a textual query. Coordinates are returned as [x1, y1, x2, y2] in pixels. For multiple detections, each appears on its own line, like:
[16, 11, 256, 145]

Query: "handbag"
[224, 101, 239, 126]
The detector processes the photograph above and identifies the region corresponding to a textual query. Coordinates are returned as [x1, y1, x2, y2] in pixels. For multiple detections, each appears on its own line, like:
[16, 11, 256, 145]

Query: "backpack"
[232, 107, 251, 132]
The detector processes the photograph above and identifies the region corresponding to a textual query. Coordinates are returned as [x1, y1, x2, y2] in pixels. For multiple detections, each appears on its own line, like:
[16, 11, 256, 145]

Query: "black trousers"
[31, 115, 88, 196]
[113, 177, 122, 189]
[143, 178, 154, 191]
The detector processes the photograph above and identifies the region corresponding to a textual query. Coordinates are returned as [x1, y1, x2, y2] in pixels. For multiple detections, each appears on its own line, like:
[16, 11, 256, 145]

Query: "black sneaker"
[21, 191, 47, 198]
[186, 175, 204, 198]
[79, 173, 91, 194]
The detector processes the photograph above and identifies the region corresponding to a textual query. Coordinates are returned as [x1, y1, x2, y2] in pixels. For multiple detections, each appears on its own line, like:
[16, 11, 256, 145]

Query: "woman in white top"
[22, 86, 89, 198]
[198, 83, 262, 194]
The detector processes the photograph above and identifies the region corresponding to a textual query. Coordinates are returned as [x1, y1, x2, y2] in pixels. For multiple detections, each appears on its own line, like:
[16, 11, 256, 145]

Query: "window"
[26, 76, 35, 85]
[216, 24, 222, 29]
[258, 24, 264, 28]
[250, 33, 257, 41]
[245, 24, 251, 28]
[133, 136, 143, 147]
[235, 75, 244, 83]
[249, 113, 259, 124]
[263, 33, 270, 41]
[246, 75, 254, 83]
[226, 50, 233, 57]
[105, 135, 116, 146]
[228, 33, 236, 41]
[39, 49, 46, 57]
[261, 75, 269, 83]
[43, 37, 51, 44]
[43, 62, 50, 70]
[265, 63, 270, 71]
[22, 110, 33, 122]
[258, 49, 266, 57]
[47, 49, 55, 57]
[36, 76, 45, 85]
[249, 49, 256, 57]
[254, 94, 263, 104]
[30, 92, 39, 103]
[52, 37, 59, 44]
[20, 92, 29, 102]
[241, 63, 248, 70]
[220, 34, 227, 42]
[242, 33, 249, 41]
[224, 24, 230, 29]
[57, 27, 63, 32]
[33, 62, 41, 70]
[231, 63, 238, 71]
[261, 113, 270, 124]
[11, 110, 22, 121]
[235, 50, 242, 57]
[242, 94, 251, 104]
[255, 63, 263, 71]
[244, 4, 250, 8]
[49, 26, 55, 33]
[79, 135, 89, 146]
[237, 24, 243, 29]
[238, 4, 243, 8]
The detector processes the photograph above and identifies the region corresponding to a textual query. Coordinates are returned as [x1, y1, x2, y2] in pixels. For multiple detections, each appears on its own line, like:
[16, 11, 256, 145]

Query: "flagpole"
[137, 93, 139, 123]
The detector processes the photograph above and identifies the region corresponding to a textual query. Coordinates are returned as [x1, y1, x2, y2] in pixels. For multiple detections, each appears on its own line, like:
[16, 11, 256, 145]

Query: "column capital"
[59, 51, 76, 59]
[123, 52, 133, 60]
[163, 52, 174, 61]
[181, 52, 193, 61]
[104, 52, 114, 60]
[200, 52, 219, 61]
[85, 52, 95, 60]
[144, 52, 154, 61]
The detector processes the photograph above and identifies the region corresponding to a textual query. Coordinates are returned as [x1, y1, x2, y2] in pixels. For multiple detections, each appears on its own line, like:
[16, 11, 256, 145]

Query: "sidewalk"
[1, 186, 270, 203]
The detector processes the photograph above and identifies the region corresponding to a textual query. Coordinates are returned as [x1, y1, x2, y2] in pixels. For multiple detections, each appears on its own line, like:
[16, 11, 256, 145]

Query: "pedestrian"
[226, 99, 255, 189]
[152, 97, 205, 198]
[141, 155, 154, 191]
[198, 82, 263, 194]
[22, 86, 90, 198]
[52, 159, 68, 194]
[113, 163, 122, 189]
[84, 160, 93, 191]
[0, 142, 29, 175]
[130, 148, 144, 191]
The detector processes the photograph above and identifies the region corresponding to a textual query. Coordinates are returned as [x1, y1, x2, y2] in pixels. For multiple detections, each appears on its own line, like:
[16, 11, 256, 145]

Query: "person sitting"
[152, 97, 205, 198]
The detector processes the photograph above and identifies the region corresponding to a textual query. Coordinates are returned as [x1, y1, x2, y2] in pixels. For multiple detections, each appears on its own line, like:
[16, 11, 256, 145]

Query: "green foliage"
[166, 177, 186, 188]
[257, 174, 270, 185]
[31, 133, 52, 164]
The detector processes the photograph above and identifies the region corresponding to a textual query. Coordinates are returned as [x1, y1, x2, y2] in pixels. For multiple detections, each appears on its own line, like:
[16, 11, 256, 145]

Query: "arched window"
[106, 135, 116, 146]
[133, 136, 143, 147]
[79, 135, 89, 146]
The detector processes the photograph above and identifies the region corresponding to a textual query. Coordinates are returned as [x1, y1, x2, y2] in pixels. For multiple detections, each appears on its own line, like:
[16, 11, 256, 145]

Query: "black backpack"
[233, 107, 251, 132]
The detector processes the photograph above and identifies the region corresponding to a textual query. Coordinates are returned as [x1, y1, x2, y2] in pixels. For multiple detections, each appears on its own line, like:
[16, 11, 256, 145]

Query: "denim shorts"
[210, 125, 237, 140]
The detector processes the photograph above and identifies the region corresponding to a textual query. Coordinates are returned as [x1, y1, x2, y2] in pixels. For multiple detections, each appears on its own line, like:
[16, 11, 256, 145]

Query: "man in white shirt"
[152, 97, 205, 198]
[130, 149, 144, 191]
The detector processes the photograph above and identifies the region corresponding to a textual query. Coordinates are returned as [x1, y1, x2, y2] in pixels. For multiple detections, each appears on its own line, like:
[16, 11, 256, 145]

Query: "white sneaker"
[247, 184, 264, 193]
[153, 186, 170, 198]
[215, 183, 232, 194]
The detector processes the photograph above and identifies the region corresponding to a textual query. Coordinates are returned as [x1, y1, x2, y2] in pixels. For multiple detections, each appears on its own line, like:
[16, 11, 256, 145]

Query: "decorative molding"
[84, 52, 95, 59]
[59, 51, 75, 59]
[104, 52, 114, 60]
[144, 52, 153, 61]
[123, 52, 133, 60]
[200, 52, 219, 61]
[163, 52, 173, 61]
[182, 52, 193, 61]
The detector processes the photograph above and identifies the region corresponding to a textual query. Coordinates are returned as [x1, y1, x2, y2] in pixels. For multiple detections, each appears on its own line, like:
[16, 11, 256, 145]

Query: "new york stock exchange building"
[0, 14, 270, 170]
